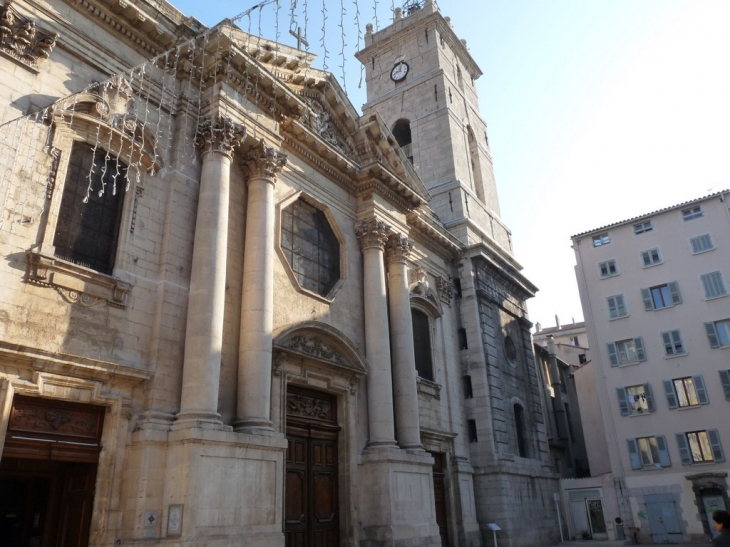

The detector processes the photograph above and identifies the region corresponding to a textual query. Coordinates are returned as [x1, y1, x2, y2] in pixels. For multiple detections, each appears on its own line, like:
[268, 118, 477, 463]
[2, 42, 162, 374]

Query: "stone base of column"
[232, 417, 275, 435]
[358, 448, 441, 547]
[172, 410, 231, 432]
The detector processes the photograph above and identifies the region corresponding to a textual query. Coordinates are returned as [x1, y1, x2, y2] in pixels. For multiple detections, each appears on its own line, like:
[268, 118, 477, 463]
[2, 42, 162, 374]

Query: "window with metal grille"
[53, 142, 127, 274]
[280, 198, 340, 297]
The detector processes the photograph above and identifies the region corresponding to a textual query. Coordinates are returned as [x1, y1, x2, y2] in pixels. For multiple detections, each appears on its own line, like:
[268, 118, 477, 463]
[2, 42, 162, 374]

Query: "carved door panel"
[58, 463, 97, 547]
[285, 387, 339, 547]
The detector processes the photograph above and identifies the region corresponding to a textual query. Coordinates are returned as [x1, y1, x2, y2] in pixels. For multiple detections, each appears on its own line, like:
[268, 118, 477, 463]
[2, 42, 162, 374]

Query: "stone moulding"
[0, 3, 58, 71]
[26, 250, 132, 308]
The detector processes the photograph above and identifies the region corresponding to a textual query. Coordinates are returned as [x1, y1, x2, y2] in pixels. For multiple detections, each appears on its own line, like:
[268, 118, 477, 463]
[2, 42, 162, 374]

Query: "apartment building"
[572, 191, 730, 544]
[534, 318, 590, 366]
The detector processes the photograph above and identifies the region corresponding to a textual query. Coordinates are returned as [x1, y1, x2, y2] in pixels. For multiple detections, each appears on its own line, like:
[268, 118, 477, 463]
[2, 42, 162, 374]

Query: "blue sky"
[171, 0, 730, 328]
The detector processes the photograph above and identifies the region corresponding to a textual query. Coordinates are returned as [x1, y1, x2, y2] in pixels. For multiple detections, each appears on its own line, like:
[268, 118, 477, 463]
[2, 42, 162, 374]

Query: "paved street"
[551, 541, 710, 547]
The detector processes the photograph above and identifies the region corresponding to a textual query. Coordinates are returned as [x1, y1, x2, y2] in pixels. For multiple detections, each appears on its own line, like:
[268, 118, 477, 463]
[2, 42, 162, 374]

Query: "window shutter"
[607, 343, 619, 366]
[607, 296, 617, 318]
[641, 288, 654, 311]
[617, 295, 626, 317]
[616, 388, 631, 415]
[668, 282, 682, 305]
[663, 380, 678, 409]
[644, 383, 655, 412]
[661, 332, 672, 354]
[705, 322, 720, 348]
[691, 237, 700, 254]
[634, 337, 646, 361]
[708, 429, 725, 462]
[719, 370, 730, 401]
[627, 439, 643, 470]
[641, 251, 651, 267]
[656, 436, 671, 467]
[693, 375, 709, 405]
[676, 433, 692, 465]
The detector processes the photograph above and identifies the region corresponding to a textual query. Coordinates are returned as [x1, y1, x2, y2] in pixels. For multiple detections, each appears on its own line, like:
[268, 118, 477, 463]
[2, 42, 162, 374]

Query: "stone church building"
[0, 0, 559, 545]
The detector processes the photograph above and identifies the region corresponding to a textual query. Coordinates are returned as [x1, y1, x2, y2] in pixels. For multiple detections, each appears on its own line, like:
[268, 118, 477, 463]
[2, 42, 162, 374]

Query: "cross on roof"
[289, 27, 309, 50]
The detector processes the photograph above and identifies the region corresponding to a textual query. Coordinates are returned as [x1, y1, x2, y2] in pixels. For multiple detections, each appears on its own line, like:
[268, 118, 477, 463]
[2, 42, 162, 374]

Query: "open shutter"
[627, 439, 643, 470]
[656, 436, 671, 467]
[641, 288, 654, 311]
[705, 322, 720, 348]
[634, 337, 646, 361]
[668, 282, 682, 305]
[663, 380, 678, 409]
[708, 429, 725, 462]
[719, 370, 730, 400]
[644, 383, 655, 412]
[607, 343, 619, 367]
[676, 433, 692, 465]
[661, 332, 673, 355]
[616, 388, 631, 415]
[693, 375, 709, 405]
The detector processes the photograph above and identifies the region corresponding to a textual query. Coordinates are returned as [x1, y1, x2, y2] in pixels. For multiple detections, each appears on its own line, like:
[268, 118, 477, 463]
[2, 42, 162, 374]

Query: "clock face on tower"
[390, 61, 409, 82]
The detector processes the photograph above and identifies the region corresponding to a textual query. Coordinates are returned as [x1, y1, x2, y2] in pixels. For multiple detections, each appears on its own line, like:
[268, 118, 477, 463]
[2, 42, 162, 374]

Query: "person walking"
[712, 510, 730, 547]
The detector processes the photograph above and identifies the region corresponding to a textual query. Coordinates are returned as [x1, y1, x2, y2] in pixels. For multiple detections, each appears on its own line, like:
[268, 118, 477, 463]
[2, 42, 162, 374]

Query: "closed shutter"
[656, 436, 671, 468]
[719, 370, 730, 400]
[641, 288, 654, 311]
[708, 430, 725, 462]
[676, 433, 692, 465]
[634, 337, 646, 361]
[705, 322, 720, 348]
[668, 282, 682, 305]
[627, 439, 643, 470]
[663, 380, 678, 409]
[693, 375, 709, 405]
[607, 343, 619, 367]
[644, 383, 655, 412]
[616, 388, 631, 415]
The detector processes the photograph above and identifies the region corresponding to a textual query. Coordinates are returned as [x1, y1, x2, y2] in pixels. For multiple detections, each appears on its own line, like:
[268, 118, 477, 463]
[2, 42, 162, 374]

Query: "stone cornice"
[467, 243, 538, 300]
[406, 209, 463, 260]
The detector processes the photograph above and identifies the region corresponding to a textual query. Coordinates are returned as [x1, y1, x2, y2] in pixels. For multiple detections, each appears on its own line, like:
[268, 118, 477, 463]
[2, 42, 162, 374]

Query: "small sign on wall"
[167, 505, 184, 537]
[143, 511, 158, 538]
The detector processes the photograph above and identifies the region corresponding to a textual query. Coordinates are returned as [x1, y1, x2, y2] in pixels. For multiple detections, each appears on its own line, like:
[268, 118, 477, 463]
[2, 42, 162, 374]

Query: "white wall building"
[572, 191, 730, 544]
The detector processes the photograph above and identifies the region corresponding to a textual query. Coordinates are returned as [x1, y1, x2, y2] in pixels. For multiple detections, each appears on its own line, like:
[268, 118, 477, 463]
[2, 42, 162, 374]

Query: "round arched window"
[280, 198, 340, 297]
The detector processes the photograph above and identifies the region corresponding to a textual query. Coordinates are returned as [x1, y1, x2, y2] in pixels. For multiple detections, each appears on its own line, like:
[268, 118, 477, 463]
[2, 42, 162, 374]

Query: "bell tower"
[356, 0, 513, 253]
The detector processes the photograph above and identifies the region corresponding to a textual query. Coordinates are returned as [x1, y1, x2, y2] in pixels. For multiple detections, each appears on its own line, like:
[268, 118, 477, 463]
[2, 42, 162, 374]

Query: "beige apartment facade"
[0, 1, 559, 546]
[573, 191, 730, 544]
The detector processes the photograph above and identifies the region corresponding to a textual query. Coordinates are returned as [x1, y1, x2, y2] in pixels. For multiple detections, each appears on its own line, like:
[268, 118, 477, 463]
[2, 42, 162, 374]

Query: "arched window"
[411, 308, 433, 380]
[466, 125, 485, 202]
[514, 403, 527, 457]
[392, 119, 413, 164]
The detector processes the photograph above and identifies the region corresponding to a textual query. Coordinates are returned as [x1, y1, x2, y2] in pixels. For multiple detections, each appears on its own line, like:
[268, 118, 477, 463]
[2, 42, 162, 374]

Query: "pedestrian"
[712, 510, 730, 547]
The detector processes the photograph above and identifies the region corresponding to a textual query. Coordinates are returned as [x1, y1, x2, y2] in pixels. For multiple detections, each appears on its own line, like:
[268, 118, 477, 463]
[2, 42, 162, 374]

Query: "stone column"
[355, 218, 397, 448]
[177, 116, 245, 425]
[386, 234, 423, 450]
[235, 140, 287, 432]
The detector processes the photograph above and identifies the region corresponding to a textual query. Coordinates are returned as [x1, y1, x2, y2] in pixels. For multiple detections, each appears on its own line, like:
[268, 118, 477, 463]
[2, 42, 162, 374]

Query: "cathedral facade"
[0, 1, 559, 545]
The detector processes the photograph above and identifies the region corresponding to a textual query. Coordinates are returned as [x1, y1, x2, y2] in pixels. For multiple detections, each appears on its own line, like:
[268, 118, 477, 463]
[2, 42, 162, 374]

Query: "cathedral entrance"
[284, 386, 340, 547]
[0, 395, 104, 547]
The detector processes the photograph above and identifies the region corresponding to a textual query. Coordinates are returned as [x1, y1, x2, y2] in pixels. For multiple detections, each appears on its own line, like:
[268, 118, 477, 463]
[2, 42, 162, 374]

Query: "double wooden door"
[285, 388, 340, 547]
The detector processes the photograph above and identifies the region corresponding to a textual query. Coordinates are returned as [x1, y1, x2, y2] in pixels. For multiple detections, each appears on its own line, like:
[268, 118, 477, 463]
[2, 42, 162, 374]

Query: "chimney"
[555, 315, 561, 329]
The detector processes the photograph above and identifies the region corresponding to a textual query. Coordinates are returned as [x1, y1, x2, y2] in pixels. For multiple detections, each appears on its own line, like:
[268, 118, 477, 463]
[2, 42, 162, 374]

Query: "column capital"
[195, 115, 246, 158]
[245, 139, 288, 180]
[385, 233, 413, 265]
[356, 218, 391, 251]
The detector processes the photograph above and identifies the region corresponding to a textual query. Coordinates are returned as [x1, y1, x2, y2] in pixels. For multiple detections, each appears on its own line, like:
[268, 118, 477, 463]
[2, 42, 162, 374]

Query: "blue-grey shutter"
[708, 429, 725, 462]
[607, 343, 619, 366]
[693, 375, 709, 405]
[656, 436, 671, 467]
[627, 439, 643, 470]
[641, 288, 654, 311]
[676, 433, 692, 465]
[691, 237, 701, 253]
[617, 295, 627, 317]
[634, 337, 646, 361]
[644, 383, 655, 412]
[663, 380, 678, 409]
[616, 388, 631, 415]
[668, 282, 682, 305]
[705, 322, 720, 348]
[719, 370, 730, 400]
[661, 331, 673, 355]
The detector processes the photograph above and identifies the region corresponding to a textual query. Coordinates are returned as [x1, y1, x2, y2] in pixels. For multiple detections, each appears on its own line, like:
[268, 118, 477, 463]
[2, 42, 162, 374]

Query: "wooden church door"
[285, 387, 340, 547]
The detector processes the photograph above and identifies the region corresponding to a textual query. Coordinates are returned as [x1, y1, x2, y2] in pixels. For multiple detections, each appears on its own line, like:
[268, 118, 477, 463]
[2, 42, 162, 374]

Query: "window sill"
[608, 315, 629, 321]
[417, 377, 441, 401]
[692, 248, 715, 256]
[639, 464, 668, 471]
[615, 361, 642, 368]
[663, 352, 686, 360]
[600, 273, 620, 280]
[676, 404, 702, 411]
[628, 410, 652, 417]
[641, 262, 663, 269]
[26, 250, 131, 308]
[704, 293, 728, 302]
